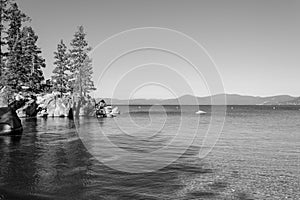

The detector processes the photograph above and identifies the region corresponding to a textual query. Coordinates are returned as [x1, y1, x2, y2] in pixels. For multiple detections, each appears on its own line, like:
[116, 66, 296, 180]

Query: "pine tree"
[3, 2, 30, 93]
[0, 0, 15, 85]
[0, 0, 10, 77]
[69, 26, 95, 97]
[4, 3, 45, 95]
[52, 39, 70, 96]
[20, 26, 46, 93]
[81, 57, 95, 96]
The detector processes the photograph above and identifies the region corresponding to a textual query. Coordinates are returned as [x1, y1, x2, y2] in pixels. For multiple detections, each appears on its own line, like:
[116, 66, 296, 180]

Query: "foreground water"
[0, 105, 299, 200]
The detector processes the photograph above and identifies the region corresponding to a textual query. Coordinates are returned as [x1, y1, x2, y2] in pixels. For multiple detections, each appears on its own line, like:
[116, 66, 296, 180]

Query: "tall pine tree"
[0, 0, 15, 75]
[52, 39, 70, 96]
[81, 57, 95, 96]
[0, 0, 9, 79]
[3, 2, 30, 93]
[69, 26, 95, 97]
[20, 26, 46, 93]
[0, 0, 18, 86]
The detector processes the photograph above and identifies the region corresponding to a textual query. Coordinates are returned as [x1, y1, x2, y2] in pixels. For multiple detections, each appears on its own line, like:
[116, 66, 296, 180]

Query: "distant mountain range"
[100, 94, 300, 105]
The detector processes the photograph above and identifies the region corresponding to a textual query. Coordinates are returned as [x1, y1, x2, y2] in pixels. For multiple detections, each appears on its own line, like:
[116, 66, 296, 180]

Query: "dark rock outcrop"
[16, 99, 39, 118]
[0, 107, 23, 135]
[0, 87, 23, 135]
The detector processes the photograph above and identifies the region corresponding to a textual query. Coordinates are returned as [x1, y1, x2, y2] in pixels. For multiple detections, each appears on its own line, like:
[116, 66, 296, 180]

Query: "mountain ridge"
[98, 94, 299, 105]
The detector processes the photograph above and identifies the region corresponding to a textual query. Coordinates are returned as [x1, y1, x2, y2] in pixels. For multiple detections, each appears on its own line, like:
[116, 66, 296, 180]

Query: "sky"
[15, 0, 300, 99]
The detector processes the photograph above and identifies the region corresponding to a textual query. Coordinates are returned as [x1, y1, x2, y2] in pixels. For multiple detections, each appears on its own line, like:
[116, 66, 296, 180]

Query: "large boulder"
[47, 97, 71, 117]
[37, 93, 72, 117]
[0, 107, 23, 135]
[35, 93, 97, 118]
[0, 87, 36, 118]
[16, 99, 38, 118]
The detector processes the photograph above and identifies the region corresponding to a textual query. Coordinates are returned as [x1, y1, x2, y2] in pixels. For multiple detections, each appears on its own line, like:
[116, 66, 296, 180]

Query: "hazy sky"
[15, 0, 300, 98]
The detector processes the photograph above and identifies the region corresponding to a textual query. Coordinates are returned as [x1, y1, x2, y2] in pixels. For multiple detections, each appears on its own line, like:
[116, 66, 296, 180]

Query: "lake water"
[0, 105, 299, 199]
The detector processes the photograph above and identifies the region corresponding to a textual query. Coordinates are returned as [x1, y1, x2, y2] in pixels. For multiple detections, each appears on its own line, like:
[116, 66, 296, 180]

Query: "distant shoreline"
[99, 94, 300, 106]
[110, 104, 300, 107]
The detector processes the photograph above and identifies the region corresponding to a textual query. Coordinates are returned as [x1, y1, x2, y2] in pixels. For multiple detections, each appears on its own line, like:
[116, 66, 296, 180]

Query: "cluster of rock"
[37, 93, 72, 117]
[36, 92, 96, 118]
[0, 87, 97, 119]
[0, 87, 119, 135]
[1, 85, 121, 137]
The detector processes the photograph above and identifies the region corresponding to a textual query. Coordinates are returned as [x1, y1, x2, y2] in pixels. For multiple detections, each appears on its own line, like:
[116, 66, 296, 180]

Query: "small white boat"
[195, 110, 206, 115]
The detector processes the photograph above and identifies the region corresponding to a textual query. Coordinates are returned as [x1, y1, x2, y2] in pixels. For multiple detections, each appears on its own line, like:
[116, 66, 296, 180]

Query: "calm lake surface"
[0, 105, 299, 200]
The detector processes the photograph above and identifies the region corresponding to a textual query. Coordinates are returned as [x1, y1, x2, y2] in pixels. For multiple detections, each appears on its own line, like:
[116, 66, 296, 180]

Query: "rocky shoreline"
[16, 93, 97, 118]
[0, 87, 101, 135]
